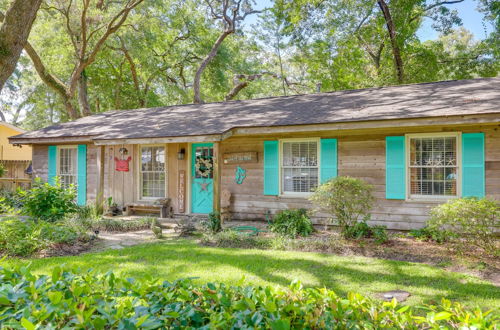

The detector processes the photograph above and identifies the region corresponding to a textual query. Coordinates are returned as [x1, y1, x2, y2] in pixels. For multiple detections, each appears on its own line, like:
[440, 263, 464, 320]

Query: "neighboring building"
[0, 122, 32, 190]
[9, 78, 500, 230]
[0, 122, 31, 161]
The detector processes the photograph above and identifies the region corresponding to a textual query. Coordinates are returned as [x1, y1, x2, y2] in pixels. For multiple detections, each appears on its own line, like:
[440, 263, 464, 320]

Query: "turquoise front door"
[191, 143, 214, 214]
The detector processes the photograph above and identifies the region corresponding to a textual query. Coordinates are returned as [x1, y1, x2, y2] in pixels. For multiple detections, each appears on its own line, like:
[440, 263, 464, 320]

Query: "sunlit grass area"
[3, 239, 498, 309]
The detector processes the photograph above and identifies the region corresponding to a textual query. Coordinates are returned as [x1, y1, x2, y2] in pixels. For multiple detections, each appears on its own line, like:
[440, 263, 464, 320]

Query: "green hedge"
[0, 267, 497, 329]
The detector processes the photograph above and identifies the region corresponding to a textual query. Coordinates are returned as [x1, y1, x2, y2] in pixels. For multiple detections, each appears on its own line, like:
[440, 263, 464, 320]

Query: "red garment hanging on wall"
[114, 156, 132, 172]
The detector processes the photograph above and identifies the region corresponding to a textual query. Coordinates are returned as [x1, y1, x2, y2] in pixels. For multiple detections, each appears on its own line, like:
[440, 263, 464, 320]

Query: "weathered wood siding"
[31, 144, 99, 202]
[220, 125, 500, 230]
[102, 143, 188, 212]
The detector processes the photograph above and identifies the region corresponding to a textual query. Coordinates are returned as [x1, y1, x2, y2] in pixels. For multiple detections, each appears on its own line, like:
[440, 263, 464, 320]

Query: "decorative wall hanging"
[195, 157, 213, 178]
[114, 156, 131, 172]
[223, 151, 258, 164]
[235, 166, 246, 184]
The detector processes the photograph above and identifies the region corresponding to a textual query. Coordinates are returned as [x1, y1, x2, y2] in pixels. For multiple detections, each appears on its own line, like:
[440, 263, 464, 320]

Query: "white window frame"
[56, 145, 78, 189]
[137, 144, 168, 201]
[279, 138, 320, 197]
[405, 132, 462, 201]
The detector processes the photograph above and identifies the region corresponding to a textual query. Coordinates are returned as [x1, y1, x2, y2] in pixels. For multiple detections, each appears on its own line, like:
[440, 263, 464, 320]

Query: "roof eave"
[8, 135, 96, 145]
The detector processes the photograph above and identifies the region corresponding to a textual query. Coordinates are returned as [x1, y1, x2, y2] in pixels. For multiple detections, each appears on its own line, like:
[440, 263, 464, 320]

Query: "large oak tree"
[0, 0, 42, 92]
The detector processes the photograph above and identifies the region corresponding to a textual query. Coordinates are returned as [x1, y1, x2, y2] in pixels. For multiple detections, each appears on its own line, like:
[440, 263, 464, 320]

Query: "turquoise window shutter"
[320, 138, 337, 183]
[48, 146, 57, 185]
[386, 136, 406, 199]
[77, 144, 87, 206]
[462, 133, 485, 198]
[263, 140, 279, 195]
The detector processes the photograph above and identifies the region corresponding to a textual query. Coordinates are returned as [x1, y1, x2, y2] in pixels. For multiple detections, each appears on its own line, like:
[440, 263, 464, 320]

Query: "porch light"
[177, 148, 185, 160]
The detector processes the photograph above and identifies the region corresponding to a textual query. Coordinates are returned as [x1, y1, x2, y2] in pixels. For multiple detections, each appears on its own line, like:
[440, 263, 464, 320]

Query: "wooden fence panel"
[0, 160, 32, 191]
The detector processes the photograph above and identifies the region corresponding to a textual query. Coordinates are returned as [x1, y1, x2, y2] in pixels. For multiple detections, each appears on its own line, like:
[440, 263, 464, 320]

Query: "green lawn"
[2, 239, 499, 309]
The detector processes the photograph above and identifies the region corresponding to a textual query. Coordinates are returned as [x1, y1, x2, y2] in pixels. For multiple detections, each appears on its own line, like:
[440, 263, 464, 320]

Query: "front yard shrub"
[0, 266, 497, 329]
[428, 197, 499, 254]
[0, 219, 37, 256]
[409, 226, 454, 244]
[343, 220, 371, 239]
[19, 178, 77, 222]
[371, 225, 389, 244]
[0, 188, 24, 214]
[343, 221, 389, 244]
[0, 218, 82, 257]
[269, 208, 313, 238]
[310, 176, 374, 236]
[201, 211, 222, 234]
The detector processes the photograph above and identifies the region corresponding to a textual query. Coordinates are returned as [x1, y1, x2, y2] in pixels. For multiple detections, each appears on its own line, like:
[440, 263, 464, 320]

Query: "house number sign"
[223, 151, 258, 164]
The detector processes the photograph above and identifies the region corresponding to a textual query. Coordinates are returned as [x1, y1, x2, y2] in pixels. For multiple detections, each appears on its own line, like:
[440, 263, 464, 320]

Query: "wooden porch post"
[213, 142, 221, 218]
[96, 145, 105, 205]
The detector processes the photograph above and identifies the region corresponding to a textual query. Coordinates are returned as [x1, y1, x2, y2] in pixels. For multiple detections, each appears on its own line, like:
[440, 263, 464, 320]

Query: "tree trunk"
[78, 69, 92, 116]
[24, 40, 80, 120]
[0, 0, 42, 92]
[193, 30, 233, 104]
[377, 0, 404, 83]
[64, 99, 79, 121]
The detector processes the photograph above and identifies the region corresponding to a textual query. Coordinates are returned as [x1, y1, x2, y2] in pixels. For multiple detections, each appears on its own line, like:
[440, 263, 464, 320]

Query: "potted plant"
[106, 197, 120, 216]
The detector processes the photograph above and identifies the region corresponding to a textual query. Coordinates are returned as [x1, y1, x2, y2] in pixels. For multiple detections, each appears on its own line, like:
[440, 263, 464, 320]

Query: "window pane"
[194, 146, 213, 179]
[141, 146, 166, 198]
[409, 136, 457, 196]
[281, 141, 318, 193]
[58, 147, 77, 189]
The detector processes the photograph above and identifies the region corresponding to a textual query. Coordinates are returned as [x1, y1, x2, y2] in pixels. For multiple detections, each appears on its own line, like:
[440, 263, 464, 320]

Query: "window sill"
[279, 192, 313, 199]
[405, 196, 458, 203]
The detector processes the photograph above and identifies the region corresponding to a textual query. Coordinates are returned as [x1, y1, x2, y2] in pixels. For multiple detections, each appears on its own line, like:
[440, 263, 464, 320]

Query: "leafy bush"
[0, 267, 497, 329]
[19, 178, 77, 222]
[75, 202, 104, 222]
[343, 220, 371, 239]
[269, 208, 313, 238]
[343, 221, 389, 244]
[201, 211, 222, 234]
[310, 176, 374, 236]
[0, 188, 24, 213]
[32, 222, 79, 245]
[371, 225, 389, 244]
[0, 219, 38, 256]
[409, 226, 454, 244]
[428, 197, 499, 254]
[0, 218, 81, 257]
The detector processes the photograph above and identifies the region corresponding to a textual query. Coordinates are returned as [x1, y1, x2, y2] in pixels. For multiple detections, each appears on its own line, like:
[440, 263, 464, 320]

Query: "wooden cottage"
[9, 78, 500, 230]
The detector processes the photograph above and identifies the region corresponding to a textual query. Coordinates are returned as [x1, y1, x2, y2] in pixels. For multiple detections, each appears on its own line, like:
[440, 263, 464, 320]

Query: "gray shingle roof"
[12, 77, 500, 142]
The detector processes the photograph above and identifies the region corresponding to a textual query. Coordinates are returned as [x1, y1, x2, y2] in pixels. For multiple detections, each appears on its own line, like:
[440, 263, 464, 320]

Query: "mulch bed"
[288, 231, 500, 286]
[35, 239, 95, 258]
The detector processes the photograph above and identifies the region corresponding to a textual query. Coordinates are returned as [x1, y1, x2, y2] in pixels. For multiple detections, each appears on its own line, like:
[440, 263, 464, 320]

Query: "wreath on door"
[195, 157, 213, 178]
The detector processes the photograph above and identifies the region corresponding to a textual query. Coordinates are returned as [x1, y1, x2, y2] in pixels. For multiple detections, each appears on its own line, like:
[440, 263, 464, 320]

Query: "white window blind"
[281, 141, 319, 193]
[58, 147, 77, 189]
[409, 136, 458, 196]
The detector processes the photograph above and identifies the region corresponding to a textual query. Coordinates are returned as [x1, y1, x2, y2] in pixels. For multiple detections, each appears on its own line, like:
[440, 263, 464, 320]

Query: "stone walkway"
[91, 219, 269, 251]
[94, 229, 175, 250]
